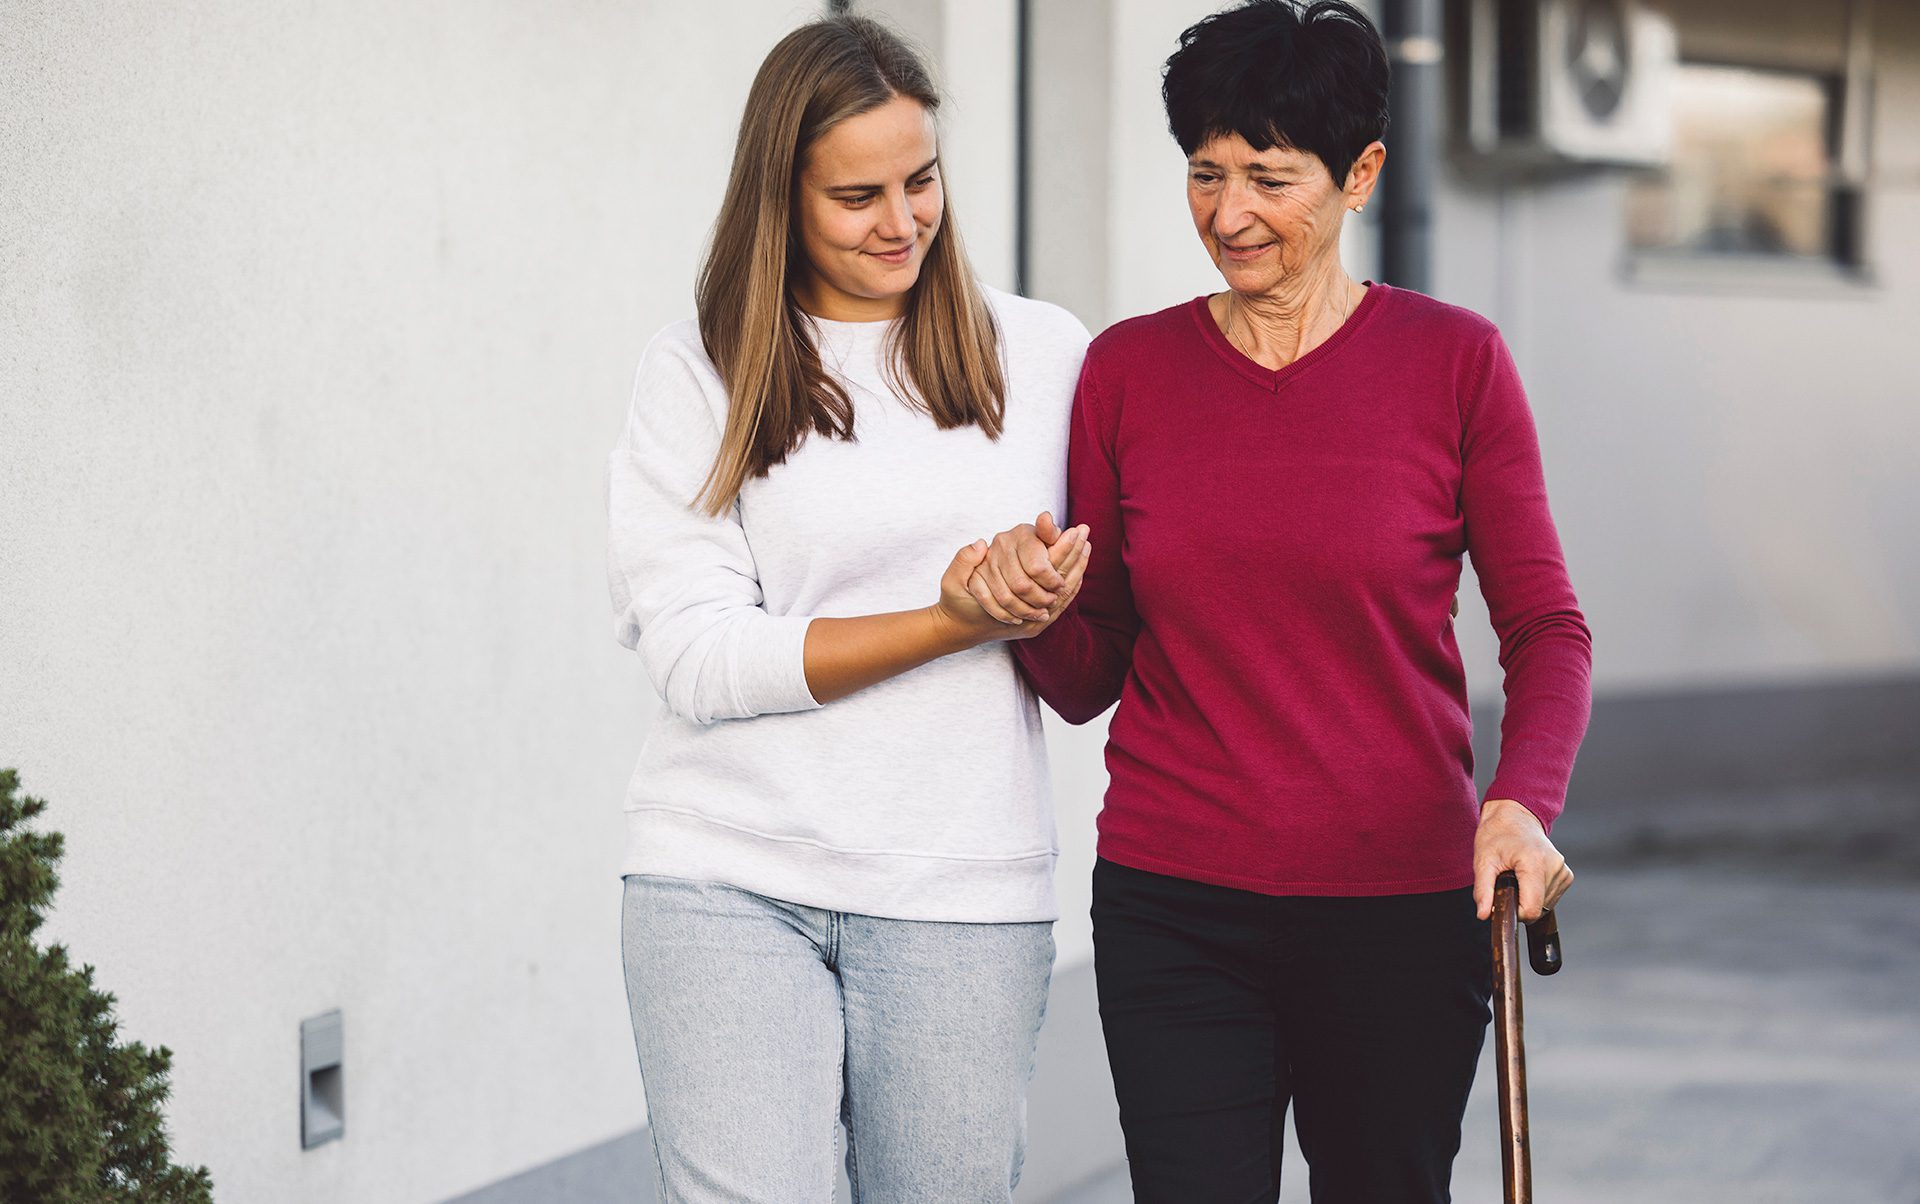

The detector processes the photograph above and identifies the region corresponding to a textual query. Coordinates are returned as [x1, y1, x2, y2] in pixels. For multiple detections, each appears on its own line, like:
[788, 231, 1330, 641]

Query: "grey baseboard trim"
[1472, 672, 1920, 802]
[442, 960, 1124, 1204]
[443, 1130, 656, 1204]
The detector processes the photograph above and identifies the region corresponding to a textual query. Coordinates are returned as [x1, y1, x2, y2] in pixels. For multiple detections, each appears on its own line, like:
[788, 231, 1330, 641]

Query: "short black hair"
[1162, 0, 1390, 185]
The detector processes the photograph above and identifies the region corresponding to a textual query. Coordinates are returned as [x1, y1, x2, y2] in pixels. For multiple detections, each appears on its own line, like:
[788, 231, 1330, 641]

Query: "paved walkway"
[1056, 778, 1920, 1202]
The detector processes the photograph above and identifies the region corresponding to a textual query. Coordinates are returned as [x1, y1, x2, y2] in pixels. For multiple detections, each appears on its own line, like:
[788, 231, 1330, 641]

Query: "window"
[1625, 62, 1864, 275]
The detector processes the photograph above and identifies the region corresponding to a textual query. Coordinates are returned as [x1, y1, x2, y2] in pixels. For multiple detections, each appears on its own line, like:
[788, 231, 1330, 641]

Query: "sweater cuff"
[740, 614, 822, 716]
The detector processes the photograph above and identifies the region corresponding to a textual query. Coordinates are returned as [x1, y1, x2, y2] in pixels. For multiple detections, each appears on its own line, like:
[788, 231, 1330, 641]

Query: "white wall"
[933, 0, 1020, 291]
[1106, 0, 1239, 325]
[0, 2, 821, 1199]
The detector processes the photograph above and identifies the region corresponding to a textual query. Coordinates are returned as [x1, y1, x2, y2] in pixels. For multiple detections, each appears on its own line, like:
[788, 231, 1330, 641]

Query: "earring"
[1354, 203, 1366, 213]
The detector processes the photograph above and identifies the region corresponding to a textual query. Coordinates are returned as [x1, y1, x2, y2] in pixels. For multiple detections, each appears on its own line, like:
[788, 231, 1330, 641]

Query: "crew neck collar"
[802, 309, 899, 351]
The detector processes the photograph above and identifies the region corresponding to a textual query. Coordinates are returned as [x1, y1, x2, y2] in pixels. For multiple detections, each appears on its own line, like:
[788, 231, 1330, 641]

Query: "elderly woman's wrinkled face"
[1187, 134, 1350, 296]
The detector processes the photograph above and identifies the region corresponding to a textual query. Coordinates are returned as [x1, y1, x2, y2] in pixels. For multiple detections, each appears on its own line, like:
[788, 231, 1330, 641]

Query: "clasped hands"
[936, 511, 1088, 644]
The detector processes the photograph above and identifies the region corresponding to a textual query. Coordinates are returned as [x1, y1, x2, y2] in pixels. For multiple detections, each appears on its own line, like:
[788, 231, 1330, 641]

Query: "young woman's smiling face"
[793, 95, 943, 322]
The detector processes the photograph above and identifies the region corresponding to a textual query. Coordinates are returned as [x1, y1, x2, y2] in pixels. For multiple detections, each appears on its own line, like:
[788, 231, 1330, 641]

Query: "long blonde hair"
[693, 16, 1006, 515]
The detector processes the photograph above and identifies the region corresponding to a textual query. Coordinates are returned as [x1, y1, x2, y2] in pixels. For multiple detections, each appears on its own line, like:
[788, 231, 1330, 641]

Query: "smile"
[1219, 242, 1274, 262]
[868, 246, 915, 265]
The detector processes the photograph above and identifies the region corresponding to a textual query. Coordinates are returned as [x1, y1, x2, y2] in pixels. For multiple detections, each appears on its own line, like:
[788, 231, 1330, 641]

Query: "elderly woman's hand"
[1473, 799, 1573, 923]
[937, 523, 1090, 644]
[963, 515, 1090, 632]
[966, 512, 1089, 625]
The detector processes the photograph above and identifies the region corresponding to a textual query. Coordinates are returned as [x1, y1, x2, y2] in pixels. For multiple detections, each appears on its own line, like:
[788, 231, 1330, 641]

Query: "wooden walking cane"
[1491, 870, 1563, 1204]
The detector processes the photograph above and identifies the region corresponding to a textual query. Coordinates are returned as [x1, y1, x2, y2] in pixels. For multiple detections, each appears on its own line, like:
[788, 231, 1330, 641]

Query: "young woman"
[605, 16, 1092, 1202]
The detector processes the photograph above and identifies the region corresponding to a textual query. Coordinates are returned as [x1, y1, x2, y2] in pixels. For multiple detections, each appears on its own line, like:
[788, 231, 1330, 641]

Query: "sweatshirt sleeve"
[606, 328, 821, 726]
[1461, 330, 1593, 831]
[1014, 358, 1140, 724]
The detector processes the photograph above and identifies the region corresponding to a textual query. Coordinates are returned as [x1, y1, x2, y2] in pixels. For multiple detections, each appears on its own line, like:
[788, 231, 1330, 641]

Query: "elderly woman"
[968, 1, 1591, 1199]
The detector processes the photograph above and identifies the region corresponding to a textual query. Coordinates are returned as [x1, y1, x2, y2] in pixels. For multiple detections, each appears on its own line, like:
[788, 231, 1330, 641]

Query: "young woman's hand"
[934, 524, 1090, 645]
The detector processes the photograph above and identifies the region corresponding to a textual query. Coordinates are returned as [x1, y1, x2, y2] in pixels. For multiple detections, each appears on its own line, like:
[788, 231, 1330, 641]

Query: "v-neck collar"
[1189, 281, 1388, 393]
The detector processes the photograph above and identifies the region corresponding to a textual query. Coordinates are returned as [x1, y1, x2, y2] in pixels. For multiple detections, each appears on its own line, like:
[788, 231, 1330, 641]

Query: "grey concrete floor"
[1054, 777, 1920, 1203]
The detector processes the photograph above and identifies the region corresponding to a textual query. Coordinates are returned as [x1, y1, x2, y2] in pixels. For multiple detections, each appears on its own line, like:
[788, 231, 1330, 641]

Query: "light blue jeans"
[620, 874, 1055, 1203]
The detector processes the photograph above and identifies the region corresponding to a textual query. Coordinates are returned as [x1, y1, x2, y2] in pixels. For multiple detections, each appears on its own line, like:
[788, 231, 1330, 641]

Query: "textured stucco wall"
[1, 2, 823, 1199]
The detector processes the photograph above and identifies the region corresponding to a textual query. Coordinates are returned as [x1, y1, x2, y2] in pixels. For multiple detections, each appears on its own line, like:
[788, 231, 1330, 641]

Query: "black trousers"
[1091, 858, 1493, 1204]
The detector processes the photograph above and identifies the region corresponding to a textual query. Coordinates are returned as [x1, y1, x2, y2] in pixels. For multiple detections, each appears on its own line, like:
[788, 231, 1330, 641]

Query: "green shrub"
[0, 768, 214, 1202]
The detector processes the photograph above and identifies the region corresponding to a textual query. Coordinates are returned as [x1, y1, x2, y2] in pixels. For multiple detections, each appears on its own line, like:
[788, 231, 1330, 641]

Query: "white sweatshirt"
[608, 287, 1090, 923]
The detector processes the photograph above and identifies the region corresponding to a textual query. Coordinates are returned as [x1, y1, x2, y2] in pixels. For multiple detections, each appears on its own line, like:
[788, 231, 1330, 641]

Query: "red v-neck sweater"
[1016, 284, 1592, 896]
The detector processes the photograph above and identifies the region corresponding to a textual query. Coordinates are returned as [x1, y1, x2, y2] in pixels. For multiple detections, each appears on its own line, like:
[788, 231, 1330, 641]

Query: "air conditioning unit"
[1449, 0, 1677, 169]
